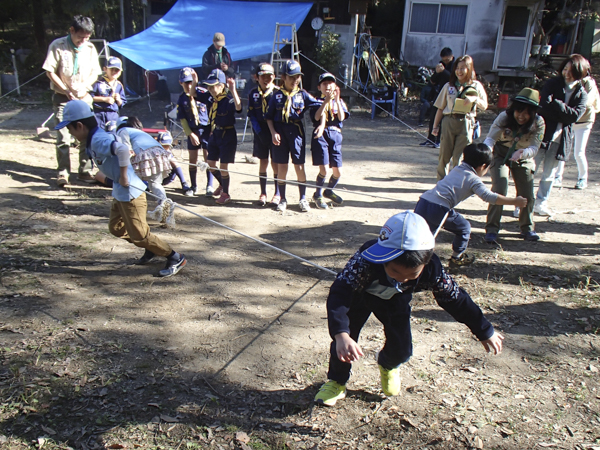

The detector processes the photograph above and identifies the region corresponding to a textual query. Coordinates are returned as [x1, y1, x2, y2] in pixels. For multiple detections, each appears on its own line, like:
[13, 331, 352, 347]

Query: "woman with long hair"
[431, 55, 488, 180]
[483, 89, 545, 243]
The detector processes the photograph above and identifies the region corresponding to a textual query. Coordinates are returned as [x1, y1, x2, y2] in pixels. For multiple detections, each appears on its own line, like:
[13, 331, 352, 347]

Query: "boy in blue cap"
[55, 100, 187, 277]
[314, 211, 504, 406]
[247, 63, 281, 206]
[176, 67, 214, 197]
[90, 56, 126, 130]
[310, 73, 349, 209]
[265, 60, 320, 213]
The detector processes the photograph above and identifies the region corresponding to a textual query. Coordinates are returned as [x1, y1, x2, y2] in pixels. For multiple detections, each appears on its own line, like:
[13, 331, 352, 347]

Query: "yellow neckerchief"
[321, 94, 336, 122]
[209, 88, 229, 131]
[281, 86, 300, 123]
[258, 84, 275, 114]
[187, 92, 200, 127]
[103, 76, 117, 95]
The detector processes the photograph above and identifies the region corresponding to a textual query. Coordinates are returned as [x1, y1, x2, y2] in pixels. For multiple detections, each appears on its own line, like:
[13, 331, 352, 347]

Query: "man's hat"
[107, 56, 122, 70]
[256, 63, 275, 76]
[514, 88, 540, 107]
[284, 60, 303, 76]
[157, 131, 173, 145]
[179, 67, 194, 83]
[361, 211, 435, 263]
[318, 72, 336, 84]
[213, 32, 226, 45]
[54, 100, 94, 130]
[204, 68, 227, 86]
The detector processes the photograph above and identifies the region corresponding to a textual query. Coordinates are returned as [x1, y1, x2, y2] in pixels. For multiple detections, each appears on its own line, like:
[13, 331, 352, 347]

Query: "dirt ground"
[0, 92, 599, 450]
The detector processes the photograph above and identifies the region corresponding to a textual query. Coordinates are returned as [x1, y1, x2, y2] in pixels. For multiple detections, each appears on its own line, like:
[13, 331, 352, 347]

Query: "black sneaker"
[449, 253, 475, 267]
[323, 190, 343, 205]
[135, 249, 156, 265]
[158, 254, 187, 277]
[419, 140, 433, 147]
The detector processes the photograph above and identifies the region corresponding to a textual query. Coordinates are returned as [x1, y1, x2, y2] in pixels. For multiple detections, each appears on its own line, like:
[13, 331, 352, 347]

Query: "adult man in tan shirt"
[42, 15, 102, 187]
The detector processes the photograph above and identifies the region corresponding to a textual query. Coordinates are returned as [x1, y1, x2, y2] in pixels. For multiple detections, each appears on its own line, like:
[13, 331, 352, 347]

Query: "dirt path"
[0, 96, 599, 449]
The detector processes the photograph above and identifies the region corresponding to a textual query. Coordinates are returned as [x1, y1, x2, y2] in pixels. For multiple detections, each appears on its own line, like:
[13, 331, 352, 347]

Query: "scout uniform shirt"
[248, 85, 279, 128]
[42, 36, 102, 95]
[91, 76, 127, 112]
[310, 96, 350, 129]
[265, 89, 319, 124]
[484, 112, 546, 165]
[434, 81, 488, 120]
[177, 87, 212, 131]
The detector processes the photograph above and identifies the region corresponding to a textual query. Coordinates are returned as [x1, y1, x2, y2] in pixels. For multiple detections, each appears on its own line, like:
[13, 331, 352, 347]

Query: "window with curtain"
[410, 3, 468, 35]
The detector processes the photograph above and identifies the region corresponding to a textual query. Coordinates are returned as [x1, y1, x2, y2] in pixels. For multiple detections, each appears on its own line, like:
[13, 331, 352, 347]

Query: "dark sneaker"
[419, 140, 433, 147]
[158, 254, 187, 277]
[449, 253, 475, 267]
[323, 190, 343, 205]
[135, 249, 156, 265]
[433, 143, 440, 149]
[484, 232, 498, 243]
[314, 380, 346, 406]
[313, 193, 328, 209]
[519, 231, 540, 241]
[77, 173, 97, 184]
[57, 174, 68, 187]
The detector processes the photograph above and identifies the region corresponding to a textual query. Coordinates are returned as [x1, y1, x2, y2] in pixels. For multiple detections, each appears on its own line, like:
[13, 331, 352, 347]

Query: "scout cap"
[107, 56, 122, 70]
[514, 88, 540, 107]
[204, 68, 227, 86]
[179, 67, 194, 83]
[362, 211, 435, 263]
[319, 72, 336, 84]
[54, 100, 94, 130]
[284, 60, 303, 76]
[256, 63, 275, 76]
[116, 116, 129, 129]
[213, 32, 226, 45]
[157, 131, 173, 145]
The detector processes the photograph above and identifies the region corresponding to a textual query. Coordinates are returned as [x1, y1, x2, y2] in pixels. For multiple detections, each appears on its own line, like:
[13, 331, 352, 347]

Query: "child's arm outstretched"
[226, 78, 242, 112]
[481, 332, 504, 355]
[495, 194, 527, 207]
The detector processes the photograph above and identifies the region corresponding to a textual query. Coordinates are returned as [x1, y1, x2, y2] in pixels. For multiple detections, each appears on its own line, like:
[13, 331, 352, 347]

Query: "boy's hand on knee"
[481, 332, 504, 355]
[335, 333, 364, 363]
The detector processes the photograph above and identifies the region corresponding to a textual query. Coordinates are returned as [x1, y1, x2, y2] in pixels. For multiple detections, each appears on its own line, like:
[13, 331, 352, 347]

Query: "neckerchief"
[502, 129, 524, 166]
[258, 85, 274, 114]
[281, 87, 300, 123]
[103, 76, 116, 96]
[321, 95, 336, 122]
[188, 93, 200, 127]
[215, 49, 222, 65]
[67, 34, 82, 76]
[209, 88, 229, 130]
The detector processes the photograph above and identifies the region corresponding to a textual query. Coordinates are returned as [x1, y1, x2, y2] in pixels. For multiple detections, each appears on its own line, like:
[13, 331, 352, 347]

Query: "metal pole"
[120, 0, 127, 90]
[10, 49, 20, 95]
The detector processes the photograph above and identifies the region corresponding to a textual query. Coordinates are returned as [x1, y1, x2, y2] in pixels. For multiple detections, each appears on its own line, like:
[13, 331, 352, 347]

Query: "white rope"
[177, 160, 405, 203]
[0, 72, 47, 99]
[129, 185, 338, 277]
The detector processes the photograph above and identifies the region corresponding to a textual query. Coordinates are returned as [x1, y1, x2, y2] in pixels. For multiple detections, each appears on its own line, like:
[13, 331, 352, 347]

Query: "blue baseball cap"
[157, 131, 173, 145]
[284, 60, 303, 76]
[107, 56, 122, 70]
[54, 100, 94, 130]
[362, 211, 435, 263]
[204, 68, 226, 86]
[179, 67, 194, 83]
[319, 72, 336, 84]
[116, 116, 129, 129]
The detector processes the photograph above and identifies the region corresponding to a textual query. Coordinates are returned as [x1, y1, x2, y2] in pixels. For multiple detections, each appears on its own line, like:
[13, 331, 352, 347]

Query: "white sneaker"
[534, 203, 552, 216]
[553, 178, 562, 188]
[276, 201, 287, 213]
[513, 206, 520, 218]
[299, 198, 311, 212]
[205, 185, 215, 197]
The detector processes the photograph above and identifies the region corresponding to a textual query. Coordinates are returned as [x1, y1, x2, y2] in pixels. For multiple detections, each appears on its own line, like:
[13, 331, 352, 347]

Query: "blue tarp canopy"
[108, 0, 313, 71]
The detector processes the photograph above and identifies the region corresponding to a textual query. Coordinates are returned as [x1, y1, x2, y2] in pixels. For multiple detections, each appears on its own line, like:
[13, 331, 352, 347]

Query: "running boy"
[247, 63, 281, 206]
[414, 143, 527, 266]
[314, 211, 504, 406]
[310, 73, 348, 209]
[265, 60, 320, 213]
[176, 67, 214, 197]
[55, 100, 186, 277]
[90, 56, 126, 130]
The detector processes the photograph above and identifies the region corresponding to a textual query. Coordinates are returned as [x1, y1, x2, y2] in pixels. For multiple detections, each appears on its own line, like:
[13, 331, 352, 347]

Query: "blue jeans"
[534, 143, 560, 206]
[415, 198, 471, 254]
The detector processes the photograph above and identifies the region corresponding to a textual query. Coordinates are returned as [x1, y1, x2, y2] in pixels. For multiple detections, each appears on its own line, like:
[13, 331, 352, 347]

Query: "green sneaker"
[379, 365, 401, 396]
[314, 380, 346, 406]
[323, 190, 343, 205]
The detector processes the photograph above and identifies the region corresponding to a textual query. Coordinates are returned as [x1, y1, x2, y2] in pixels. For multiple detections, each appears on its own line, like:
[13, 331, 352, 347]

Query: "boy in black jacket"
[314, 211, 504, 406]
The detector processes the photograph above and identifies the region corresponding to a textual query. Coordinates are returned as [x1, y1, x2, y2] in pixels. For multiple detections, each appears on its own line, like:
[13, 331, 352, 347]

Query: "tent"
[108, 0, 313, 71]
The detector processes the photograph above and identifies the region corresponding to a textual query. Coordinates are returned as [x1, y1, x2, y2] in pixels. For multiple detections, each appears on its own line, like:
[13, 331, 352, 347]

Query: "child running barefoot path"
[56, 100, 187, 277]
[314, 211, 503, 406]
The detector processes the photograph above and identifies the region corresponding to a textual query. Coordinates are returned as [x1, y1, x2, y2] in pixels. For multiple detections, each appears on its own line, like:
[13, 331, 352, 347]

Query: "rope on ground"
[175, 159, 404, 203]
[298, 52, 433, 143]
[129, 184, 339, 277]
[0, 72, 47, 100]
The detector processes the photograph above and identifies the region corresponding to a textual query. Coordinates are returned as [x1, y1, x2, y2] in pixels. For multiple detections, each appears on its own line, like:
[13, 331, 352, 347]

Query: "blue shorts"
[94, 111, 119, 130]
[272, 122, 305, 165]
[187, 125, 210, 151]
[311, 127, 343, 167]
[253, 127, 273, 160]
[207, 127, 237, 164]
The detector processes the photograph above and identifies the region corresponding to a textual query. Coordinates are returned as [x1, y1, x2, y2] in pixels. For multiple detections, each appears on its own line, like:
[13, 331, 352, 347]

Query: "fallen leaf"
[41, 426, 56, 435]
[148, 403, 160, 408]
[107, 445, 127, 449]
[589, 364, 598, 373]
[236, 431, 250, 444]
[160, 414, 178, 423]
[499, 427, 514, 435]
[474, 436, 483, 449]
[37, 437, 46, 449]
[538, 444, 556, 448]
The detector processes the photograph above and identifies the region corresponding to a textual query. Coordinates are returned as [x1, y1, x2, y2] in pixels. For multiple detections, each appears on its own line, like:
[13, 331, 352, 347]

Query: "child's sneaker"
[276, 200, 287, 213]
[215, 192, 231, 205]
[575, 179, 587, 190]
[257, 194, 267, 206]
[449, 253, 475, 267]
[182, 183, 194, 196]
[299, 198, 311, 212]
[323, 190, 343, 205]
[378, 365, 401, 396]
[205, 185, 215, 197]
[270, 195, 281, 206]
[314, 380, 346, 406]
[553, 177, 562, 188]
[158, 254, 187, 277]
[212, 186, 223, 197]
[313, 193, 328, 209]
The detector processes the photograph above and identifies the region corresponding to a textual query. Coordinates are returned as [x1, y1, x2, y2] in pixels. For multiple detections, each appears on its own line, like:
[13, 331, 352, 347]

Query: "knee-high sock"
[278, 182, 286, 201]
[104, 177, 114, 188]
[221, 175, 230, 194]
[163, 168, 177, 186]
[327, 174, 340, 190]
[206, 168, 215, 187]
[174, 167, 187, 187]
[273, 173, 280, 196]
[212, 170, 223, 186]
[316, 173, 326, 196]
[189, 167, 198, 189]
[259, 172, 267, 195]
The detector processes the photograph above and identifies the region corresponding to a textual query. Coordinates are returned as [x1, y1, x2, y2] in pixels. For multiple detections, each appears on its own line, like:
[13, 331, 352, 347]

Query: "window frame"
[408, 1, 469, 36]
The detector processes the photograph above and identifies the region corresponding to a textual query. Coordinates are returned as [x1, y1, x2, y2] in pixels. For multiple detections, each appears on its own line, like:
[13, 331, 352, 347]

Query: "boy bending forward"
[315, 211, 503, 406]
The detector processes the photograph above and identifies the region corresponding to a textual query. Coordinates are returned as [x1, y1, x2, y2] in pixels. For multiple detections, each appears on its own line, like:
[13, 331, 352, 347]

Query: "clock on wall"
[311, 17, 324, 31]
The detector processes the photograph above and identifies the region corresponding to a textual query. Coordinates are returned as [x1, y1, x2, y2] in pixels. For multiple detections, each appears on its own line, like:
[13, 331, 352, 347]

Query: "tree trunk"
[31, 0, 46, 53]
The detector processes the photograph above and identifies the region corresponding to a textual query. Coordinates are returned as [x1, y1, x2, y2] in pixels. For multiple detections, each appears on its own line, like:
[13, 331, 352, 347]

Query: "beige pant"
[437, 115, 473, 180]
[108, 193, 172, 257]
